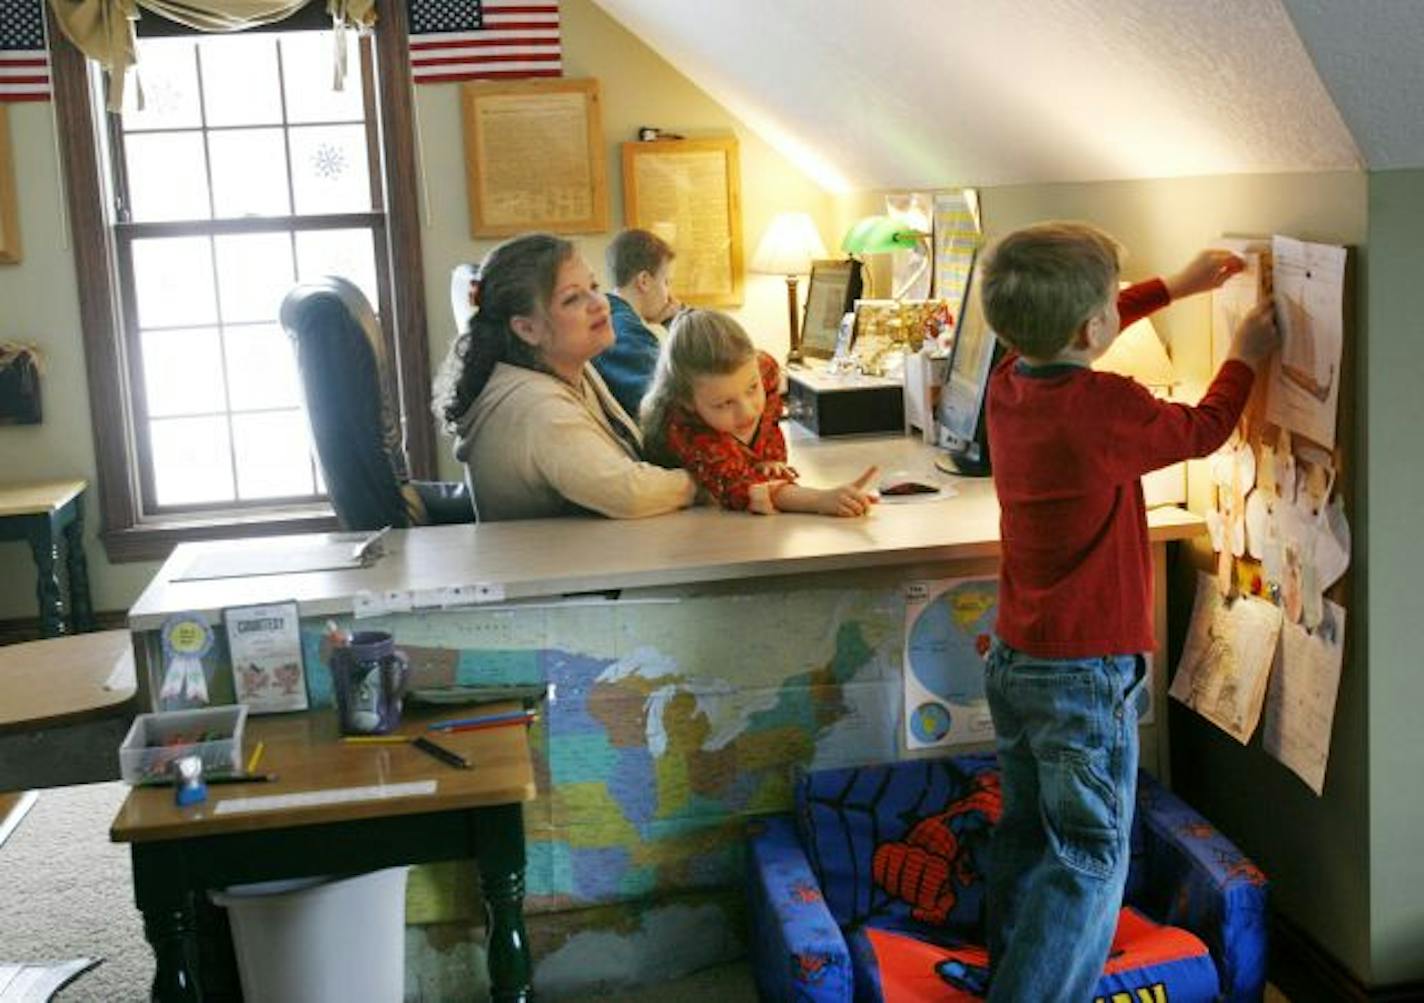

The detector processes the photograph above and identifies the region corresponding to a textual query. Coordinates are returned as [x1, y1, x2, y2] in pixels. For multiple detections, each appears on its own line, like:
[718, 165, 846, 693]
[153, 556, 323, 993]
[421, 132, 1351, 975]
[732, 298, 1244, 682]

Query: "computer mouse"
[881, 479, 939, 496]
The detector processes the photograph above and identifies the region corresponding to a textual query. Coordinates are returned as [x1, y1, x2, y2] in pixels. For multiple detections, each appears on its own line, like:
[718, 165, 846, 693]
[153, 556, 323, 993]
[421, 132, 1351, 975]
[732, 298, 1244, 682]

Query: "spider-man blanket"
[851, 907, 1219, 1003]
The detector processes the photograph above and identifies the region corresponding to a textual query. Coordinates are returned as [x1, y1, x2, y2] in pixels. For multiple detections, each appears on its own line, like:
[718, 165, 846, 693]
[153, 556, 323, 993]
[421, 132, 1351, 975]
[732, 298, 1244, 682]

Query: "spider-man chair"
[280, 277, 473, 530]
[747, 754, 1267, 1002]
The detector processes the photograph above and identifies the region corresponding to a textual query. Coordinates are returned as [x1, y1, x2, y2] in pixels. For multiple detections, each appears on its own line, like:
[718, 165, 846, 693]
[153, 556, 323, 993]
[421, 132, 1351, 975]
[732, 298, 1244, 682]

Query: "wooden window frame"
[50, 1, 432, 563]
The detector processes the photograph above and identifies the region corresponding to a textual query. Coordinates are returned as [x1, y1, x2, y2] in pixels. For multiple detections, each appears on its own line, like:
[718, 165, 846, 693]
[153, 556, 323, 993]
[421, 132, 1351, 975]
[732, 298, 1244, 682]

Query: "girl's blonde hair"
[640, 309, 757, 465]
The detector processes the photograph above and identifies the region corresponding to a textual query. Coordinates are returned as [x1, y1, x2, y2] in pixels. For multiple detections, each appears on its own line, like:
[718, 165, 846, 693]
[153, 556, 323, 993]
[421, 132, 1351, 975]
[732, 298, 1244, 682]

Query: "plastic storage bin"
[210, 867, 409, 1003]
[118, 705, 248, 784]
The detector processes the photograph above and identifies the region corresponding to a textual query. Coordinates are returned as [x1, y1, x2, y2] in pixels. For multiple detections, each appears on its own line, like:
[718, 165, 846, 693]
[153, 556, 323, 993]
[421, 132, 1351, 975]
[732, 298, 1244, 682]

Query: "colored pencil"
[428, 708, 536, 732]
[429, 713, 538, 736]
[245, 741, 265, 774]
[341, 735, 412, 745]
[137, 772, 277, 788]
[412, 736, 470, 770]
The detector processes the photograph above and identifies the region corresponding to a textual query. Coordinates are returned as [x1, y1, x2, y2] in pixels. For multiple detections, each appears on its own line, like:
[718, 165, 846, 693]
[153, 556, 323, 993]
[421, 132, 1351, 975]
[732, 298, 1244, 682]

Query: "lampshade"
[1094, 313, 1176, 387]
[841, 214, 924, 254]
[750, 212, 827, 276]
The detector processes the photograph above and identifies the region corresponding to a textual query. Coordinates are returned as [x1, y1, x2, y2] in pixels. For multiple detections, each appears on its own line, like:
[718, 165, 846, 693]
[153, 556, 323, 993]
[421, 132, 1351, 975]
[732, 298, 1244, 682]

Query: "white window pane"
[133, 237, 218, 328]
[141, 327, 226, 417]
[150, 416, 235, 506]
[123, 39, 201, 131]
[124, 133, 211, 223]
[233, 411, 317, 499]
[214, 233, 295, 325]
[209, 128, 291, 218]
[295, 229, 378, 308]
[282, 32, 364, 124]
[200, 35, 282, 127]
[226, 324, 302, 412]
[289, 125, 372, 215]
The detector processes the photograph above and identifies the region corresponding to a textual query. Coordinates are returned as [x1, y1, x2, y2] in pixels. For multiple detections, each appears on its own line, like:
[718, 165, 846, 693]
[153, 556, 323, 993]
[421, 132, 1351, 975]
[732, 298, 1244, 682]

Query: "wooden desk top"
[110, 703, 537, 843]
[0, 630, 136, 734]
[0, 479, 86, 518]
[128, 434, 1205, 629]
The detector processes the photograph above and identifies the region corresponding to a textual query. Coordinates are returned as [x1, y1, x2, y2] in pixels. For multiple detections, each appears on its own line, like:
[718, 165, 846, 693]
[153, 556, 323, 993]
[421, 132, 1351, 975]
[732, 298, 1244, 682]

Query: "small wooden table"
[0, 630, 137, 791]
[111, 704, 538, 1003]
[0, 479, 95, 637]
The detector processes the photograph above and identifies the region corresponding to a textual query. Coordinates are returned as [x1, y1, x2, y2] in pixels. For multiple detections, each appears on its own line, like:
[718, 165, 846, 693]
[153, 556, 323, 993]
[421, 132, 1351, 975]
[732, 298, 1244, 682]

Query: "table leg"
[62, 502, 96, 631]
[26, 516, 66, 638]
[475, 802, 533, 1002]
[132, 845, 209, 1003]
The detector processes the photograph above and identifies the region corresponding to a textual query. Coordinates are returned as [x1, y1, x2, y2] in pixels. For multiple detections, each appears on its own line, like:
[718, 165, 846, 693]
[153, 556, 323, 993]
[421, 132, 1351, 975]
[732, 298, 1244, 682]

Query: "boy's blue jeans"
[983, 638, 1147, 1003]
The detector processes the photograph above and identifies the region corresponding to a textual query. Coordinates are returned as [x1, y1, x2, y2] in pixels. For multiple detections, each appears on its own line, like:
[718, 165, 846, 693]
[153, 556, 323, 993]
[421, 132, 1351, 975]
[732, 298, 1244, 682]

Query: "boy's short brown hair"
[979, 222, 1122, 359]
[607, 229, 676, 288]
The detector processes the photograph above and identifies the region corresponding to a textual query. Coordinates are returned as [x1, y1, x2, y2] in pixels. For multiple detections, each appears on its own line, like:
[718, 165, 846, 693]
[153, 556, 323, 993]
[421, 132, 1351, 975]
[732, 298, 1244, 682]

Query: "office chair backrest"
[280, 277, 415, 531]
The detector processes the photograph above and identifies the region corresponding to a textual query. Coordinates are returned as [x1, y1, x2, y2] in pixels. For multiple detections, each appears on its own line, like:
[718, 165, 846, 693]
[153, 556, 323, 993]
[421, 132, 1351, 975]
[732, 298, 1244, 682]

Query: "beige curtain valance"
[47, 0, 378, 110]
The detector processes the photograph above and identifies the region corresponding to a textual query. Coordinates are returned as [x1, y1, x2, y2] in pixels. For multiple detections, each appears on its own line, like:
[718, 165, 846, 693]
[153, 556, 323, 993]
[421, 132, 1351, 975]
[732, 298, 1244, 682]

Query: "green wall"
[1365, 169, 1424, 985]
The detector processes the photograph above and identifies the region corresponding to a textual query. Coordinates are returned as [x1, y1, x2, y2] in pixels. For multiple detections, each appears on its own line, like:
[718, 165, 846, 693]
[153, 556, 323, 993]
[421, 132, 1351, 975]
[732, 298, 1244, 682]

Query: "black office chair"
[279, 276, 473, 531]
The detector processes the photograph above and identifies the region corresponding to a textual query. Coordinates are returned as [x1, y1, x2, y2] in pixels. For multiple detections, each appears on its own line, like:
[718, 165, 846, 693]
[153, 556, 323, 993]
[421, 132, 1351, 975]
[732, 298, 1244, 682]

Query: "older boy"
[594, 228, 682, 417]
[978, 222, 1277, 1002]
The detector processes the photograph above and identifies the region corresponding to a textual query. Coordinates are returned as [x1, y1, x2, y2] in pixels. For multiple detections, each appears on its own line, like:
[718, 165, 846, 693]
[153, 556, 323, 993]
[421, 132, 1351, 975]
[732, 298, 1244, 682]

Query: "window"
[52, 6, 430, 561]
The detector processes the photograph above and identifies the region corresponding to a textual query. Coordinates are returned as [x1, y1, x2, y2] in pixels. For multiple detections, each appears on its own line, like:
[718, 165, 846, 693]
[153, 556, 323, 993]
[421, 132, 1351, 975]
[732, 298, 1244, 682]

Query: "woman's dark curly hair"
[434, 233, 576, 429]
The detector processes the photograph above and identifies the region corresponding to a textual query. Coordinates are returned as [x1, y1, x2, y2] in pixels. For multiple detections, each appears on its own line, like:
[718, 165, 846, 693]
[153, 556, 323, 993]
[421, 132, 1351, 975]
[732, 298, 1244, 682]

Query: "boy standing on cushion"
[977, 222, 1278, 1002]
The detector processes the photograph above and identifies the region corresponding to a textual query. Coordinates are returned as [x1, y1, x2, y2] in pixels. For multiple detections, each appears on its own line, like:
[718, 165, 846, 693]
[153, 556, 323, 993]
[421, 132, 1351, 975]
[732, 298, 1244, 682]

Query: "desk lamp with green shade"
[750, 211, 827, 366]
[841, 214, 932, 299]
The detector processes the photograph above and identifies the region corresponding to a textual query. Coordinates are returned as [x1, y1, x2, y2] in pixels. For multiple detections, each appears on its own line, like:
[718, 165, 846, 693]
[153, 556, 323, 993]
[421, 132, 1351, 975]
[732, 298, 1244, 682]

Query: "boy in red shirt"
[978, 222, 1278, 1001]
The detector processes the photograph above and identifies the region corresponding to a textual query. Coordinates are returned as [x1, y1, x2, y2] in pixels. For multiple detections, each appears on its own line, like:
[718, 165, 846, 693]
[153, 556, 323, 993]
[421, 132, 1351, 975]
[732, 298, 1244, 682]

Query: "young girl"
[641, 310, 878, 517]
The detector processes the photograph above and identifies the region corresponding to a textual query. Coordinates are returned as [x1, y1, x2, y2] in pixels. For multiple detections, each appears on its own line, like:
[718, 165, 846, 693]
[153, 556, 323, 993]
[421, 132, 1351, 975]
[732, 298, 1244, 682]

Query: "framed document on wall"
[0, 107, 21, 264]
[461, 78, 609, 237]
[621, 137, 742, 306]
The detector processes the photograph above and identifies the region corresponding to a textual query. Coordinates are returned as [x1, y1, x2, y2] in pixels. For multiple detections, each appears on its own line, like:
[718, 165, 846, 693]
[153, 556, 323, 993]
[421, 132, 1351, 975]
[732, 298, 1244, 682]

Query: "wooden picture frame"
[461, 77, 608, 238]
[0, 106, 22, 265]
[621, 137, 742, 306]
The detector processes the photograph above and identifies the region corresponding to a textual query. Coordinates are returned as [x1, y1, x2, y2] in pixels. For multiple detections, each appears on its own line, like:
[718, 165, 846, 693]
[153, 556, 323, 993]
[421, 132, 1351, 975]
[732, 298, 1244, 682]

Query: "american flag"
[409, 0, 562, 85]
[1, 0, 50, 102]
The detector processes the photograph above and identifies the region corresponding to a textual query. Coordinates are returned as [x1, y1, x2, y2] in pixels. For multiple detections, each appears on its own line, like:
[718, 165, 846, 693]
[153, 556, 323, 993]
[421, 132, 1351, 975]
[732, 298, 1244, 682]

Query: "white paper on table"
[1265, 236, 1346, 449]
[1170, 572, 1283, 743]
[1263, 600, 1346, 795]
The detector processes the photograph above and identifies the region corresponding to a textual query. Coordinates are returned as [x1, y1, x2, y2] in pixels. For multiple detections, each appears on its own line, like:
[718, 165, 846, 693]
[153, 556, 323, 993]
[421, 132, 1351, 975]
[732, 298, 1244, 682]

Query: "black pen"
[137, 772, 278, 788]
[411, 736, 470, 770]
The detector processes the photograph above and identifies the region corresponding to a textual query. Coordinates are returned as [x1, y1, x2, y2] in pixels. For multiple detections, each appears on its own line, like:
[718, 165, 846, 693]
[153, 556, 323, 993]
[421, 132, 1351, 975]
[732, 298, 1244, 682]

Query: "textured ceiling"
[591, 0, 1366, 192]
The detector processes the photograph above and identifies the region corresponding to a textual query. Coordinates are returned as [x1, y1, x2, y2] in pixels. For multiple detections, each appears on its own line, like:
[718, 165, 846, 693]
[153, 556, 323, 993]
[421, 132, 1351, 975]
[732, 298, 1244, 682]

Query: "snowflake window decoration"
[312, 143, 347, 181]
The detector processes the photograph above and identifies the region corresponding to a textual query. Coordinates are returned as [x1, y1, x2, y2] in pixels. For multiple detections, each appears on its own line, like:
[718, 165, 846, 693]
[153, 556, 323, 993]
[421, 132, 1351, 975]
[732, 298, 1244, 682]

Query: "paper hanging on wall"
[1265, 236, 1346, 449]
[1212, 238, 1271, 369]
[1262, 599, 1346, 796]
[1170, 572, 1283, 744]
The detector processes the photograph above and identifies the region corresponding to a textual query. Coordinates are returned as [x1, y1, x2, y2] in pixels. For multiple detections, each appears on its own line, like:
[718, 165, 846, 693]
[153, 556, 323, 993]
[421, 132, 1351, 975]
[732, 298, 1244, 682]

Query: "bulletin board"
[1172, 236, 1356, 796]
[460, 78, 609, 238]
[0, 106, 21, 264]
[621, 137, 743, 306]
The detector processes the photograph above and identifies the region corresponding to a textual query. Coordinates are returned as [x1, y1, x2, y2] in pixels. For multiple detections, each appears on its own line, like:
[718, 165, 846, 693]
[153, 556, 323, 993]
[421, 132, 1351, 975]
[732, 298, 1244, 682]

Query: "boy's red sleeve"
[1118, 278, 1171, 329]
[665, 416, 769, 512]
[1100, 360, 1256, 479]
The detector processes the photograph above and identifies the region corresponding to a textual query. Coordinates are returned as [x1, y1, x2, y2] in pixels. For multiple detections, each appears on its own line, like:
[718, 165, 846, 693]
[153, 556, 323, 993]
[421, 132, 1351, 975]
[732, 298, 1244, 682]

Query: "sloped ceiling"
[591, 0, 1370, 193]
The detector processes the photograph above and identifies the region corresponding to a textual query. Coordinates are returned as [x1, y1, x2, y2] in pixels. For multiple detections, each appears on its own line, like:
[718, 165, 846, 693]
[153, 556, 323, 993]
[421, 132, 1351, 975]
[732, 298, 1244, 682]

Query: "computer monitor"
[799, 259, 864, 360]
[935, 259, 1005, 476]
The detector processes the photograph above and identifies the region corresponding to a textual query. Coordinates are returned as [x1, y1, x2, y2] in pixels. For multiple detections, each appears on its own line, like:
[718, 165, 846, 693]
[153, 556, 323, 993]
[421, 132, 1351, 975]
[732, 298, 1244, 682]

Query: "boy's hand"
[1228, 299, 1281, 369]
[817, 467, 879, 518]
[1165, 250, 1245, 300]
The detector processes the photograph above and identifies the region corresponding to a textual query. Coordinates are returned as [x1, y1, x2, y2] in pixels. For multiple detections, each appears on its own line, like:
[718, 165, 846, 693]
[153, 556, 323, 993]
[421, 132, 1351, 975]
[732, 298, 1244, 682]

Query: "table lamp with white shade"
[750, 211, 827, 365]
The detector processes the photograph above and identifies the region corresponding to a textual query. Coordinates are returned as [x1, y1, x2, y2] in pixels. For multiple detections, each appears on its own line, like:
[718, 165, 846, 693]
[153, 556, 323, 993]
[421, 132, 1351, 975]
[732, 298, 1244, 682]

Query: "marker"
[411, 736, 470, 770]
[428, 708, 536, 732]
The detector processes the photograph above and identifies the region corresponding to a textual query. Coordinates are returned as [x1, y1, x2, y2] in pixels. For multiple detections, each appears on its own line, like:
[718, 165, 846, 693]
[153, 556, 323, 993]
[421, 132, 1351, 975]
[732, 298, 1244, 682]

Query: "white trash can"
[210, 867, 409, 1003]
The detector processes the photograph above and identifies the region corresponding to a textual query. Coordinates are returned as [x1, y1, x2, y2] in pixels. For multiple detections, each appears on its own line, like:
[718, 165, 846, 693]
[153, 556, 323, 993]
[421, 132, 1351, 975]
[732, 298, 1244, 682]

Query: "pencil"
[431, 713, 538, 736]
[428, 708, 536, 731]
[136, 772, 277, 788]
[341, 735, 413, 745]
[412, 736, 470, 770]
[246, 741, 265, 774]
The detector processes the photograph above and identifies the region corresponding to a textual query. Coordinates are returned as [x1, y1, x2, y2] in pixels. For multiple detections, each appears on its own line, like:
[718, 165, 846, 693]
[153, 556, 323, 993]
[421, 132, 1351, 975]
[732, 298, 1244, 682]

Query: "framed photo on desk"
[800, 259, 863, 360]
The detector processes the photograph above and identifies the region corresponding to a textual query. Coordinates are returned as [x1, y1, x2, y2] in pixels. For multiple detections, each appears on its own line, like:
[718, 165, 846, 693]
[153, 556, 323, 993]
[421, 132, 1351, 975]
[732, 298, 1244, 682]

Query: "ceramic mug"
[330, 631, 409, 735]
